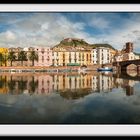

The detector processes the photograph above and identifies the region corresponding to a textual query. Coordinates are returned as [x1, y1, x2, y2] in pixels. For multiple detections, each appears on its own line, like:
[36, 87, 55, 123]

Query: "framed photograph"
[0, 4, 140, 136]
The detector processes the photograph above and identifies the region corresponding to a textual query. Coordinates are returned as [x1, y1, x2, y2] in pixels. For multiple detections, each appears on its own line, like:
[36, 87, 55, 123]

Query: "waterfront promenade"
[0, 65, 101, 72]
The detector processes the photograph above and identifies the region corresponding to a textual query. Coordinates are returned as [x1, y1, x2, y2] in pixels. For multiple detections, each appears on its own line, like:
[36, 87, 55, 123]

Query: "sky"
[0, 12, 140, 52]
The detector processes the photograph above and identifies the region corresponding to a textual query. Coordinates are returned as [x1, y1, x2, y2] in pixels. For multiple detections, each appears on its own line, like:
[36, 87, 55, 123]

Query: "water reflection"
[0, 71, 139, 99]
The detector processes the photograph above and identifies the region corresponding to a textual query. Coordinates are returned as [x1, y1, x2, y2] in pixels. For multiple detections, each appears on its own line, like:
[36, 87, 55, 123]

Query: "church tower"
[125, 42, 133, 53]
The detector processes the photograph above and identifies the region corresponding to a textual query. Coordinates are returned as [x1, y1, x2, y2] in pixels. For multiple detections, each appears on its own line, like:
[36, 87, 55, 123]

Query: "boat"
[97, 67, 113, 72]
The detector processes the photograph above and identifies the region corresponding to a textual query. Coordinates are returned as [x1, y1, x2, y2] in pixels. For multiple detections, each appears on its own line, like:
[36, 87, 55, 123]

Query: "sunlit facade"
[52, 47, 92, 66]
[34, 47, 52, 67]
[92, 47, 112, 65]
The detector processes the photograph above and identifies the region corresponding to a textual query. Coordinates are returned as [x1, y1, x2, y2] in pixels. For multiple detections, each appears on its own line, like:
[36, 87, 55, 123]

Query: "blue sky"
[0, 12, 140, 52]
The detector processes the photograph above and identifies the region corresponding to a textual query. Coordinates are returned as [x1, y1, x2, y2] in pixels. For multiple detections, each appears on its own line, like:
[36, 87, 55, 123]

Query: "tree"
[28, 51, 38, 66]
[0, 53, 4, 66]
[3, 53, 7, 66]
[7, 51, 17, 66]
[18, 51, 27, 66]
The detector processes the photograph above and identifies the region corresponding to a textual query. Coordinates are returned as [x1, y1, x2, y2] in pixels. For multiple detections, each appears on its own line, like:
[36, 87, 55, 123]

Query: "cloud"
[0, 31, 17, 47]
[5, 31, 16, 40]
[0, 13, 90, 48]
[102, 18, 140, 51]
[0, 12, 140, 53]
[90, 17, 110, 29]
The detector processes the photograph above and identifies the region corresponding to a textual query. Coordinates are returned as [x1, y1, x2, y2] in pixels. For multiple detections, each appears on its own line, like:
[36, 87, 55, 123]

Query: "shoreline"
[0, 65, 100, 72]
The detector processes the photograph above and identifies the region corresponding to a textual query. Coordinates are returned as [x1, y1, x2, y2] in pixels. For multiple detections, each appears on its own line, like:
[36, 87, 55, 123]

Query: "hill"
[53, 38, 116, 51]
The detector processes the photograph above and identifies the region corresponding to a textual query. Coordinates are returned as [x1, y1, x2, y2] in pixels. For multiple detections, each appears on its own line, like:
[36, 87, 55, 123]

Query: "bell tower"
[125, 42, 133, 53]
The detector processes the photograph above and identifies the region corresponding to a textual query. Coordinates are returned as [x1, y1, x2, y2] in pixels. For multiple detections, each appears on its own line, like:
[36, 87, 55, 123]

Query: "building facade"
[8, 47, 52, 67]
[92, 47, 112, 65]
[114, 42, 140, 62]
[34, 47, 52, 67]
[52, 39, 93, 66]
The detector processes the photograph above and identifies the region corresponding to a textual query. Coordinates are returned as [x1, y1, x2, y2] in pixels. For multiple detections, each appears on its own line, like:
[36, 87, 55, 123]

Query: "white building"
[135, 54, 140, 60]
[114, 54, 123, 62]
[114, 52, 140, 62]
[122, 52, 135, 61]
[92, 47, 111, 65]
[92, 48, 98, 64]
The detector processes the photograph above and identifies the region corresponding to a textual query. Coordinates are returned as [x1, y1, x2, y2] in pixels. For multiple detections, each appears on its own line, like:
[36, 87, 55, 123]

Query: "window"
[63, 53, 65, 60]
[41, 48, 45, 54]
[42, 56, 44, 62]
[90, 54, 91, 60]
[47, 56, 50, 61]
[69, 52, 71, 58]
[42, 80, 44, 86]
[75, 52, 76, 59]
[86, 54, 88, 61]
[82, 53, 84, 60]
[79, 53, 81, 61]
[75, 52, 77, 62]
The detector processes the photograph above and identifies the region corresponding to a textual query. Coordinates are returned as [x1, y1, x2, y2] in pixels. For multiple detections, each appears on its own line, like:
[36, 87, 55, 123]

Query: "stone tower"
[125, 42, 133, 53]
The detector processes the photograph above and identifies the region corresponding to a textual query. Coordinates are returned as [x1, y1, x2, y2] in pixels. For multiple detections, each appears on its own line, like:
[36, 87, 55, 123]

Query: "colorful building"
[34, 47, 52, 67]
[52, 38, 93, 66]
[8, 47, 52, 67]
[114, 42, 140, 62]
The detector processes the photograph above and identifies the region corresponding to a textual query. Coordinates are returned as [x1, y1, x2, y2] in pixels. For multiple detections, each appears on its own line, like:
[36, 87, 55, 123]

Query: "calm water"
[0, 71, 140, 124]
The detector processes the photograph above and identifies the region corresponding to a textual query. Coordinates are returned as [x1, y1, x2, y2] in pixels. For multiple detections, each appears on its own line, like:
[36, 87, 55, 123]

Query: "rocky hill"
[52, 38, 116, 51]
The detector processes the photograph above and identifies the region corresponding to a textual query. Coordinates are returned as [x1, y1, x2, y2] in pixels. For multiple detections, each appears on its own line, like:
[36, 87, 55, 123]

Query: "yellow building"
[52, 38, 93, 66]
[0, 48, 8, 66]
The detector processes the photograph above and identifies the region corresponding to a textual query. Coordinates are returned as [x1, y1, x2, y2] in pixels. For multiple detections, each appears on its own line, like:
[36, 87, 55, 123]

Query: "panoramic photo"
[0, 12, 140, 124]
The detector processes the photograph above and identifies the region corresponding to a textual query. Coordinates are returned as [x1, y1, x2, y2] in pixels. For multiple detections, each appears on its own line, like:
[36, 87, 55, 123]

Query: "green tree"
[0, 53, 4, 66]
[7, 51, 17, 66]
[28, 51, 38, 66]
[3, 53, 7, 66]
[18, 51, 27, 66]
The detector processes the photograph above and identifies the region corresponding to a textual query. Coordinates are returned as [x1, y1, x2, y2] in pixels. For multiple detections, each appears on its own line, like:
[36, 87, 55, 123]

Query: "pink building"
[34, 47, 52, 67]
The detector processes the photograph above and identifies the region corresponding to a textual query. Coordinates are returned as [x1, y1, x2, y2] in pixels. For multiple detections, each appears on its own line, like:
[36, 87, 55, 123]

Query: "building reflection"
[0, 72, 139, 98]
